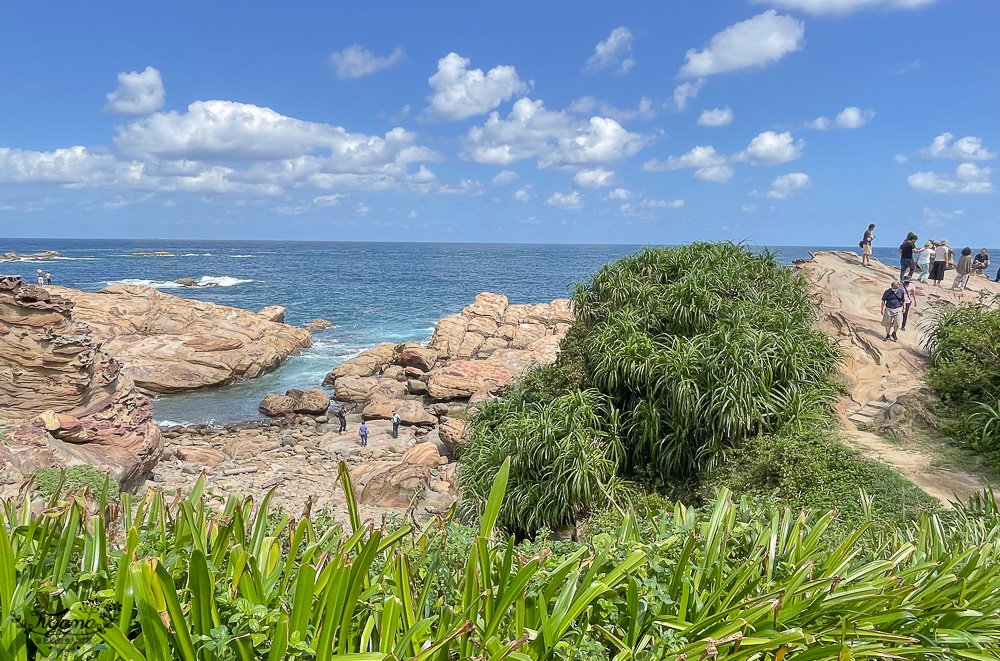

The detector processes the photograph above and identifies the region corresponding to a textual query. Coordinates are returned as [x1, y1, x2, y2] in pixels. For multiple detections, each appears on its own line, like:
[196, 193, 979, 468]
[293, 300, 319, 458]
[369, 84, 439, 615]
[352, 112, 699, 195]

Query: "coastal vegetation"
[3, 462, 1000, 660]
[461, 242, 932, 535]
[926, 293, 1000, 469]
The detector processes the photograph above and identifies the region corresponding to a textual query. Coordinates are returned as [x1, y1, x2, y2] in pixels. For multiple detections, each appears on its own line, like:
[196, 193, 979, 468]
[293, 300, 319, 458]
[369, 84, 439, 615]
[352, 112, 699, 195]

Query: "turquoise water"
[0, 238, 875, 424]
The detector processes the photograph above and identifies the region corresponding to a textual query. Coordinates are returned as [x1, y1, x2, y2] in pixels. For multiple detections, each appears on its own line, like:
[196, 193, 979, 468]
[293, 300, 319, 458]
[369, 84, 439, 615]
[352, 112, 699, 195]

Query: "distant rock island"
[0, 250, 62, 261]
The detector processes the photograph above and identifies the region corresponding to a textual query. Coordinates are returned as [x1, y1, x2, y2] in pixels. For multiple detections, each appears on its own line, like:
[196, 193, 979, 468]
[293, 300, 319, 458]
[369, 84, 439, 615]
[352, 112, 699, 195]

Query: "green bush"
[574, 242, 841, 479]
[458, 388, 625, 536]
[704, 429, 938, 530]
[925, 295, 1000, 466]
[34, 464, 120, 501]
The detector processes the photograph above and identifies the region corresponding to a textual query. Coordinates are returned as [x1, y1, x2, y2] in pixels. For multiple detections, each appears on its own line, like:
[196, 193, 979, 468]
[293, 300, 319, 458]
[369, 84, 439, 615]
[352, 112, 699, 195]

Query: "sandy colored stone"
[363, 400, 436, 426]
[259, 394, 296, 417]
[457, 332, 487, 358]
[305, 319, 332, 330]
[401, 442, 442, 467]
[477, 336, 509, 358]
[398, 346, 438, 372]
[333, 376, 379, 402]
[467, 316, 499, 336]
[256, 306, 286, 323]
[426, 360, 515, 400]
[176, 446, 225, 467]
[406, 379, 428, 395]
[47, 284, 312, 394]
[469, 385, 495, 405]
[438, 418, 467, 457]
[293, 388, 330, 415]
[222, 437, 280, 460]
[511, 323, 547, 349]
[382, 365, 406, 382]
[359, 464, 431, 508]
[428, 315, 468, 357]
[367, 381, 408, 403]
[462, 292, 508, 323]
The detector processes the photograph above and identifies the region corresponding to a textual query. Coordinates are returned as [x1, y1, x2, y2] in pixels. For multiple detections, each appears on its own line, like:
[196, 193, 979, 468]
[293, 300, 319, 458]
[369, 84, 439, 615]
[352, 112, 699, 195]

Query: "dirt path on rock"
[798, 251, 999, 506]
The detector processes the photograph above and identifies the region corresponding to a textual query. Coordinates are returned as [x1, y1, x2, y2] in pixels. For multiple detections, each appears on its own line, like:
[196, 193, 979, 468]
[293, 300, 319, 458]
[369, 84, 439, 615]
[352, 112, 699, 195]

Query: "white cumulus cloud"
[463, 98, 651, 169]
[697, 107, 734, 127]
[546, 191, 584, 209]
[672, 79, 705, 112]
[678, 11, 805, 79]
[607, 188, 631, 200]
[584, 26, 635, 74]
[105, 66, 165, 116]
[733, 130, 804, 165]
[424, 52, 529, 121]
[573, 168, 615, 188]
[920, 132, 996, 161]
[330, 45, 404, 79]
[694, 165, 735, 182]
[754, 0, 940, 16]
[491, 170, 520, 186]
[767, 172, 811, 198]
[806, 106, 874, 129]
[908, 163, 994, 195]
[644, 145, 727, 171]
[514, 186, 534, 202]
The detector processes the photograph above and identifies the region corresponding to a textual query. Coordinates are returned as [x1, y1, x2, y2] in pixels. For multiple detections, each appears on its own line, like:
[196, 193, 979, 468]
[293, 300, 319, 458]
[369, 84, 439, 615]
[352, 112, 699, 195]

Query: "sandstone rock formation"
[48, 284, 312, 393]
[305, 319, 332, 330]
[0, 276, 161, 489]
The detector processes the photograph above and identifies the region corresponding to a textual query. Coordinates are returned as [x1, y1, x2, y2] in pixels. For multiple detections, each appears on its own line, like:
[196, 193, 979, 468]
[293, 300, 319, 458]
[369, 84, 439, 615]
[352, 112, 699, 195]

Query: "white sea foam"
[231, 254, 253, 258]
[107, 275, 253, 289]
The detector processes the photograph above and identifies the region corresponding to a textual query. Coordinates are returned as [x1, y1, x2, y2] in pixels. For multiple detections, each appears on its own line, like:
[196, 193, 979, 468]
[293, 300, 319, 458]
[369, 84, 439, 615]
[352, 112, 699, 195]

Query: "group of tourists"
[863, 223, 995, 342]
[335, 407, 401, 447]
[35, 269, 52, 285]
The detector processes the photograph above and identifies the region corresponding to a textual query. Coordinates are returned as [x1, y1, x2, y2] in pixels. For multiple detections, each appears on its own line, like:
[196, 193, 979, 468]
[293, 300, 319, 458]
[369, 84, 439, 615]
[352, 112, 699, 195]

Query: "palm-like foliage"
[459, 388, 626, 536]
[575, 242, 840, 478]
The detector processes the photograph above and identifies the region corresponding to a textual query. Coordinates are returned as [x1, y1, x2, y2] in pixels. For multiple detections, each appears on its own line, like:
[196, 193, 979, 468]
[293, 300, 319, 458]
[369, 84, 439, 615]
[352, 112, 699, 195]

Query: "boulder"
[222, 437, 279, 460]
[359, 464, 431, 508]
[305, 319, 332, 330]
[363, 399, 437, 426]
[469, 385, 496, 405]
[382, 365, 406, 382]
[367, 380, 408, 403]
[467, 316, 499, 336]
[404, 366, 427, 380]
[406, 379, 429, 395]
[293, 388, 330, 415]
[477, 336, 509, 358]
[285, 389, 304, 400]
[175, 277, 197, 287]
[258, 394, 296, 417]
[511, 323, 548, 349]
[428, 316, 468, 357]
[256, 306, 286, 323]
[427, 360, 515, 400]
[438, 418, 467, 457]
[399, 346, 439, 372]
[462, 292, 508, 323]
[176, 447, 226, 467]
[324, 355, 380, 383]
[45, 284, 312, 394]
[457, 333, 487, 358]
[401, 442, 443, 468]
[333, 376, 379, 402]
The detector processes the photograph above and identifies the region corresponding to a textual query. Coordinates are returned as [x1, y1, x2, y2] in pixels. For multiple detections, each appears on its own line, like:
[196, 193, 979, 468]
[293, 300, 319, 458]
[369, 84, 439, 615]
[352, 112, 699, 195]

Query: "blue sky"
[0, 0, 997, 245]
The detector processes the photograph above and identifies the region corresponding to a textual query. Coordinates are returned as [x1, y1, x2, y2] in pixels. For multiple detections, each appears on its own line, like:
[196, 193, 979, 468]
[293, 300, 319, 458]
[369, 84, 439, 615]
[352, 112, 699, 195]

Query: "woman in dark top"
[898, 232, 918, 281]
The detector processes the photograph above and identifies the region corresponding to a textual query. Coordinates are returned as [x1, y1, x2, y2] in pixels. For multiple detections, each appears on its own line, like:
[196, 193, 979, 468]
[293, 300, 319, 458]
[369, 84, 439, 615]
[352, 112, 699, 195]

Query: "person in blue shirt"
[359, 422, 368, 447]
[880, 281, 905, 342]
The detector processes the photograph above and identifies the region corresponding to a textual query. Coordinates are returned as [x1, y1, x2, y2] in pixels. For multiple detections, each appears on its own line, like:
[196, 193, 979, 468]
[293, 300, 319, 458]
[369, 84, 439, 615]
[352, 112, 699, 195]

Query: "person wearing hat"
[929, 239, 950, 287]
[35, 269, 44, 285]
[900, 276, 917, 331]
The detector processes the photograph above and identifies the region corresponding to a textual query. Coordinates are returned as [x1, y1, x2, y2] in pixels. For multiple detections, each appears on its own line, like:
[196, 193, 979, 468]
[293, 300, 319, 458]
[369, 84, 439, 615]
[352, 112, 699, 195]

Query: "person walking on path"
[899, 232, 918, 281]
[36, 269, 44, 285]
[359, 422, 369, 447]
[860, 223, 876, 267]
[880, 281, 905, 342]
[336, 407, 347, 433]
[900, 276, 917, 331]
[973, 249, 990, 276]
[917, 241, 934, 283]
[952, 247, 973, 291]
[930, 239, 950, 287]
[391, 412, 401, 439]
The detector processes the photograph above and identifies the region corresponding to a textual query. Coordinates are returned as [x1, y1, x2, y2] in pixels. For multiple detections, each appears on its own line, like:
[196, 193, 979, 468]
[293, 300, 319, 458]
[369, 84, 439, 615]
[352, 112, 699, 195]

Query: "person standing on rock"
[336, 407, 347, 434]
[44, 272, 51, 285]
[917, 241, 934, 283]
[36, 269, 44, 285]
[860, 223, 876, 267]
[391, 412, 401, 439]
[930, 239, 950, 287]
[359, 422, 368, 447]
[952, 247, 973, 291]
[900, 276, 917, 331]
[898, 233, 918, 281]
[880, 281, 905, 342]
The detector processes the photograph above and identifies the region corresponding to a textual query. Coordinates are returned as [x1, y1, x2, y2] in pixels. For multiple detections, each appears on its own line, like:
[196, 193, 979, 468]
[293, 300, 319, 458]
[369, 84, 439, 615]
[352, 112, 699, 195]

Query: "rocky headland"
[46, 284, 312, 393]
[0, 276, 161, 490]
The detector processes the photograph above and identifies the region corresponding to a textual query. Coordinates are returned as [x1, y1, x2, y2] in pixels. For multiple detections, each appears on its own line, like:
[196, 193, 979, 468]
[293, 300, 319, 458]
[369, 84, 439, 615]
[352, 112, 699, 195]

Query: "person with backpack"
[391, 412, 401, 439]
[859, 223, 876, 267]
[880, 281, 905, 342]
[336, 407, 347, 434]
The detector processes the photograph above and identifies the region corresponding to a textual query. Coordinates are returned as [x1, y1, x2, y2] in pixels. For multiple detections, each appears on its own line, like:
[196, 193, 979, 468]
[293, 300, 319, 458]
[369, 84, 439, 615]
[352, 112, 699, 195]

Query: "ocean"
[0, 238, 911, 425]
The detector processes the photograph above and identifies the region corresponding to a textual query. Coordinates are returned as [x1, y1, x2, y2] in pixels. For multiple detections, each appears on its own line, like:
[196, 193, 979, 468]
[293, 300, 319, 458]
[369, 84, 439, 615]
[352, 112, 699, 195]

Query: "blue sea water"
[0, 238, 902, 425]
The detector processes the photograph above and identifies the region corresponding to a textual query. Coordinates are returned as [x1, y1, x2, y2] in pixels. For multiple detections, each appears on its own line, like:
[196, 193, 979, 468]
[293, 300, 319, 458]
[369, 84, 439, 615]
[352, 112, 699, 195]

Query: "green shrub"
[459, 388, 626, 536]
[704, 429, 938, 530]
[34, 464, 120, 501]
[925, 295, 1000, 466]
[573, 242, 841, 479]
